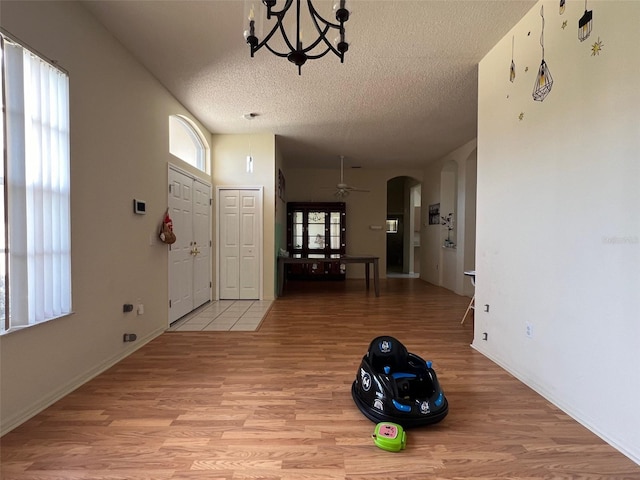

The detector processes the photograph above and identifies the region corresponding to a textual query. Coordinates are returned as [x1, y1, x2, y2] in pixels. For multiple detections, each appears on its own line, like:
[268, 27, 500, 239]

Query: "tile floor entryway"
[167, 300, 272, 332]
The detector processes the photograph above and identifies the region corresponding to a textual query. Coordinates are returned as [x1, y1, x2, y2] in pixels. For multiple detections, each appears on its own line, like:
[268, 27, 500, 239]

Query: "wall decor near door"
[159, 209, 176, 244]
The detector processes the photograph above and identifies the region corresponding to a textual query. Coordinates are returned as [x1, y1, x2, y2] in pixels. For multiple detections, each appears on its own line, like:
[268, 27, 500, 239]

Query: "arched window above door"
[169, 115, 208, 173]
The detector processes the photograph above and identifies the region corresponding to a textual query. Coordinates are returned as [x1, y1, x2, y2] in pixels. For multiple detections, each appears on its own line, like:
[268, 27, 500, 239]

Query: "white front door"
[169, 167, 211, 324]
[218, 188, 261, 300]
[193, 180, 211, 307]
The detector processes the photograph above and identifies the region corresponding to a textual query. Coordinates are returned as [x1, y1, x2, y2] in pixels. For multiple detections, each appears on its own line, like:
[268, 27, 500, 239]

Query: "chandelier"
[244, 0, 350, 75]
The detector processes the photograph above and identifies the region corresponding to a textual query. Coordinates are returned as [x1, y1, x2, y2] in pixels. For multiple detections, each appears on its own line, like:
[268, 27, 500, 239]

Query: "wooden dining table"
[277, 255, 380, 297]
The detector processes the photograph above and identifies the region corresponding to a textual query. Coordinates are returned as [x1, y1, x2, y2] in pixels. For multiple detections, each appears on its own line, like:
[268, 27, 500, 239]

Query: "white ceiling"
[82, 0, 536, 170]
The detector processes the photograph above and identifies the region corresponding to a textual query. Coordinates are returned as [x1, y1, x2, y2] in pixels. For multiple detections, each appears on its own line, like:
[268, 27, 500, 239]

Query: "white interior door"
[218, 188, 261, 300]
[169, 170, 193, 322]
[193, 180, 211, 307]
[169, 167, 211, 324]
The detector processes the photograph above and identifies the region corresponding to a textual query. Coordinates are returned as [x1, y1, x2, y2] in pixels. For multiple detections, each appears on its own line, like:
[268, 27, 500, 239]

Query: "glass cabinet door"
[292, 211, 304, 250]
[287, 202, 346, 263]
[329, 211, 342, 251]
[307, 211, 326, 254]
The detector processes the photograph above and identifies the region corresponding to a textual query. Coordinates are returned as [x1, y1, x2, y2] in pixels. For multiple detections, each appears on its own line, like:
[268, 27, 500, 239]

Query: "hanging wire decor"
[510, 35, 516, 83]
[559, 0, 566, 15]
[579, 0, 593, 42]
[533, 5, 553, 102]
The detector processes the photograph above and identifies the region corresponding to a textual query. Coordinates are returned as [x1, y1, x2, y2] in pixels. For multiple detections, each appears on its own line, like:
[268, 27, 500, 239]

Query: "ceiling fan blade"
[339, 184, 369, 192]
[330, 156, 368, 197]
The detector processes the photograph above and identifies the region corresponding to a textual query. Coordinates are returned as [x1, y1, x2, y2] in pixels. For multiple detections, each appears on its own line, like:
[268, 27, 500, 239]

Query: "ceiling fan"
[333, 155, 369, 198]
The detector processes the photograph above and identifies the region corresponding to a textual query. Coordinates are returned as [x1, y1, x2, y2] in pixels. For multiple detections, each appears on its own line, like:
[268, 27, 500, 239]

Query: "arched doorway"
[386, 176, 421, 277]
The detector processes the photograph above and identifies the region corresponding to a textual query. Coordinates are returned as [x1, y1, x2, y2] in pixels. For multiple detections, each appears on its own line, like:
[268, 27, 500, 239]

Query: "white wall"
[475, 1, 640, 464]
[211, 133, 277, 299]
[0, 1, 211, 434]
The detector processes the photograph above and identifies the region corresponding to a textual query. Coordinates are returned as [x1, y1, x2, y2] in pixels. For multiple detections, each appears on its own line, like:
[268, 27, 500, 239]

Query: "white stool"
[461, 270, 475, 325]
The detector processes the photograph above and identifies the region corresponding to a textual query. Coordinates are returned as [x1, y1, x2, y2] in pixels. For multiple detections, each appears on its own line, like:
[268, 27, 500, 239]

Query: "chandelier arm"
[310, 29, 343, 58]
[265, 0, 295, 19]
[301, 24, 332, 52]
[275, 16, 298, 53]
[306, 2, 346, 58]
[306, 0, 344, 30]
[252, 16, 295, 55]
[305, 47, 332, 60]
[263, 42, 293, 58]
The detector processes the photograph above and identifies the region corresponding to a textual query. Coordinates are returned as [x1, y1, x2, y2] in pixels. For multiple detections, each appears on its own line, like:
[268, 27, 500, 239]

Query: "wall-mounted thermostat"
[133, 199, 146, 215]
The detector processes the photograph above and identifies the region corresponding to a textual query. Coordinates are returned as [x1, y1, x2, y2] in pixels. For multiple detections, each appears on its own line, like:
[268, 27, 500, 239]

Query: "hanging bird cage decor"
[578, 9, 593, 42]
[533, 6, 553, 102]
[533, 60, 553, 101]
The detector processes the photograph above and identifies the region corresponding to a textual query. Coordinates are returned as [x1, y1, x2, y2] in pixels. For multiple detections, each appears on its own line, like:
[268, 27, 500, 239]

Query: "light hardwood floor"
[1, 279, 638, 479]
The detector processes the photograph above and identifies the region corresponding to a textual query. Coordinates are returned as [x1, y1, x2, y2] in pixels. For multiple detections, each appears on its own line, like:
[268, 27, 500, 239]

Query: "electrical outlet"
[525, 322, 533, 338]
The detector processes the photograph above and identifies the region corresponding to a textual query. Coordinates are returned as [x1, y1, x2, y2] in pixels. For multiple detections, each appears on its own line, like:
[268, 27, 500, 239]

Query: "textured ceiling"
[82, 0, 536, 169]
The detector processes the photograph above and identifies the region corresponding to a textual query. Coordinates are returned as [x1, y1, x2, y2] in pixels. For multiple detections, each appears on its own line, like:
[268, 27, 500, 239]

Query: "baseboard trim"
[0, 326, 166, 436]
[470, 342, 640, 466]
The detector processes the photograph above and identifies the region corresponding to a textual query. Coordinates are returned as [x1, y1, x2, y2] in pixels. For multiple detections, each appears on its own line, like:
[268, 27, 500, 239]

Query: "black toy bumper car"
[351, 336, 448, 428]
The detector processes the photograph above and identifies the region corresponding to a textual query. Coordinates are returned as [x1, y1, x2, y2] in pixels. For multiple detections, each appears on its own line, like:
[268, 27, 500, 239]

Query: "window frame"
[1, 30, 72, 334]
[169, 114, 209, 174]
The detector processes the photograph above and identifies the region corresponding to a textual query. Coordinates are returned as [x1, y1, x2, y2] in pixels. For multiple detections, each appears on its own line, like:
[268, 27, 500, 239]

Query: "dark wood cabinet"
[286, 202, 346, 280]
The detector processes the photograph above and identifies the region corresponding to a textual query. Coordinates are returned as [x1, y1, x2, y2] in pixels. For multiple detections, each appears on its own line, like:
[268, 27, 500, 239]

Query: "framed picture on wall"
[428, 203, 440, 225]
